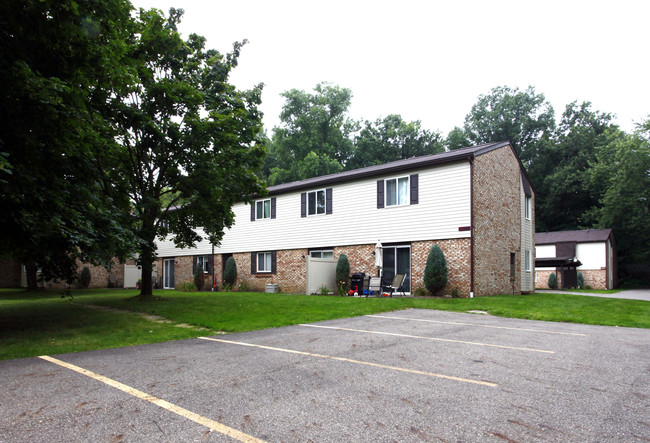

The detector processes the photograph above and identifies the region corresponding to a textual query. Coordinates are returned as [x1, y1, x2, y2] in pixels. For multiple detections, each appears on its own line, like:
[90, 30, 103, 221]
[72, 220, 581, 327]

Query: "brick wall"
[472, 145, 523, 296]
[536, 269, 607, 290]
[41, 258, 124, 289]
[411, 239, 472, 297]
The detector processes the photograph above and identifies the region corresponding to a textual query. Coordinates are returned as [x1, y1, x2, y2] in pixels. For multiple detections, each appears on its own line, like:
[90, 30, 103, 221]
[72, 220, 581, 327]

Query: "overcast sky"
[131, 0, 649, 136]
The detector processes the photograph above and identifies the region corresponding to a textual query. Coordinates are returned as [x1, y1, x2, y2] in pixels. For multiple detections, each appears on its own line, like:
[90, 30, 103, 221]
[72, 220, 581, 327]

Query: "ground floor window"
[257, 252, 272, 273]
[196, 255, 210, 273]
[309, 249, 333, 259]
[382, 245, 411, 293]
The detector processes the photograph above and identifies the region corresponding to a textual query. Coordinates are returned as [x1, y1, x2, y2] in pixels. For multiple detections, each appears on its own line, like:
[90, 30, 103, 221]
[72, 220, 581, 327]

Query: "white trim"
[257, 251, 272, 273]
[255, 199, 271, 220]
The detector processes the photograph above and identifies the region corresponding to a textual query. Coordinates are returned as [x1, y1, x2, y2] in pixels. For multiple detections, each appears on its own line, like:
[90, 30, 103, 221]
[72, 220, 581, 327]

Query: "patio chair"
[382, 273, 407, 297]
[367, 277, 382, 297]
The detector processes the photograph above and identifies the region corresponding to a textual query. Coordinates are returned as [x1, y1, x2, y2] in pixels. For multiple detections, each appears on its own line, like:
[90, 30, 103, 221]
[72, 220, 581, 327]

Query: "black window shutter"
[208, 255, 214, 274]
[170, 260, 175, 287]
[271, 197, 276, 219]
[192, 255, 197, 273]
[377, 180, 385, 208]
[271, 251, 277, 274]
[410, 174, 419, 204]
[251, 252, 256, 274]
[250, 203, 255, 221]
[301, 193, 307, 217]
[326, 188, 333, 214]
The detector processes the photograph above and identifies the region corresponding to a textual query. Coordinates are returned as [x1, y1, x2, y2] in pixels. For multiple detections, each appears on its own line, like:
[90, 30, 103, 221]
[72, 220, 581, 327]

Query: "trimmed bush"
[577, 272, 584, 289]
[335, 254, 350, 294]
[548, 272, 557, 289]
[424, 244, 448, 296]
[80, 266, 91, 288]
[224, 257, 237, 287]
[193, 265, 205, 291]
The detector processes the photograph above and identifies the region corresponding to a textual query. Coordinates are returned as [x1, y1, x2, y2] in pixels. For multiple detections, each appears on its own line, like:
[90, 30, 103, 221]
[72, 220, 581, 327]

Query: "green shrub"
[577, 272, 584, 289]
[424, 244, 448, 296]
[237, 281, 249, 292]
[335, 254, 350, 295]
[193, 266, 205, 291]
[80, 266, 91, 288]
[548, 272, 557, 289]
[412, 282, 428, 297]
[224, 257, 237, 286]
[176, 280, 196, 292]
[450, 288, 460, 298]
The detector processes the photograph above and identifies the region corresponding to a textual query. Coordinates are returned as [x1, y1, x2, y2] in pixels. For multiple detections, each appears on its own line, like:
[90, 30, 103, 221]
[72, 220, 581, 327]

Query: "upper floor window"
[377, 174, 418, 208]
[256, 199, 271, 219]
[301, 188, 332, 217]
[308, 190, 326, 216]
[525, 195, 532, 220]
[386, 176, 409, 206]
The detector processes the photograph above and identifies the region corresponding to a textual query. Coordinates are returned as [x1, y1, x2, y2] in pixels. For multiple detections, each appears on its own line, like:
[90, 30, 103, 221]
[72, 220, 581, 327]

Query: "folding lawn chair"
[383, 273, 406, 297]
[367, 277, 382, 297]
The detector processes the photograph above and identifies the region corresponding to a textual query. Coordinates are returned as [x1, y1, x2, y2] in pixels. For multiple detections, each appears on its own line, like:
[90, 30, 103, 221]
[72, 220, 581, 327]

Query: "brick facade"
[411, 239, 472, 296]
[23, 259, 125, 289]
[472, 146, 526, 296]
[536, 269, 607, 290]
[0, 257, 22, 288]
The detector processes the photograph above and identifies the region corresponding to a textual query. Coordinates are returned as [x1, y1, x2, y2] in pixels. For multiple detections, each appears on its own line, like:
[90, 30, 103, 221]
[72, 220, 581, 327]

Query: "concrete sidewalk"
[538, 289, 650, 302]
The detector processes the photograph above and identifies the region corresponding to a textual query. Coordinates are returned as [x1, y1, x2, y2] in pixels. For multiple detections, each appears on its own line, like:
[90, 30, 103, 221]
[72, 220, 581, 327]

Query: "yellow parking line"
[199, 337, 497, 387]
[299, 324, 554, 353]
[367, 314, 587, 336]
[38, 355, 266, 443]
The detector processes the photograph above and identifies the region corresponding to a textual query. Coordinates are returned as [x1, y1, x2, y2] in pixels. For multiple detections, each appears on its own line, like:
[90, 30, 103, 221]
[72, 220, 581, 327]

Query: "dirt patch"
[76, 304, 222, 333]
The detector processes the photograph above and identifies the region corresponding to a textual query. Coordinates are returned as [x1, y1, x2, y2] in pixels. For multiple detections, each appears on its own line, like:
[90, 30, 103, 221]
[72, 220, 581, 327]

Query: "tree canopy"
[111, 8, 266, 297]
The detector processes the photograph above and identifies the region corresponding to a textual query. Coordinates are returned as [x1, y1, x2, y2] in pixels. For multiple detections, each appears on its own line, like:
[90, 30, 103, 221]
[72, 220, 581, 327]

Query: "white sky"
[131, 0, 649, 136]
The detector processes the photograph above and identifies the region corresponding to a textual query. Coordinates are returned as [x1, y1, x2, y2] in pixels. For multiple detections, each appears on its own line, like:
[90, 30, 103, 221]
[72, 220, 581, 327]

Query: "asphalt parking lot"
[1, 309, 649, 442]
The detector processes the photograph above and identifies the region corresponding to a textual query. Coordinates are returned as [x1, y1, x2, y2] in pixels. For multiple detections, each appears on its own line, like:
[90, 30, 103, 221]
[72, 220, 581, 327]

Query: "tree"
[534, 102, 619, 231]
[463, 86, 556, 165]
[265, 83, 358, 184]
[423, 245, 448, 296]
[111, 9, 266, 298]
[585, 118, 650, 265]
[348, 114, 443, 170]
[0, 0, 135, 288]
[445, 126, 471, 151]
[223, 257, 237, 288]
[335, 254, 350, 295]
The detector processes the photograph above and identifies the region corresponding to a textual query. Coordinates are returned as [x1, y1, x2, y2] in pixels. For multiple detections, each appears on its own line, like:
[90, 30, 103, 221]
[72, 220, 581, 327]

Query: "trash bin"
[349, 272, 365, 296]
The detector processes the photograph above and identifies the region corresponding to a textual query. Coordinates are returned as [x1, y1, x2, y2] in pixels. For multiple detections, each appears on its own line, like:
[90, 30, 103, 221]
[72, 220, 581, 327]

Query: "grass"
[0, 288, 648, 361]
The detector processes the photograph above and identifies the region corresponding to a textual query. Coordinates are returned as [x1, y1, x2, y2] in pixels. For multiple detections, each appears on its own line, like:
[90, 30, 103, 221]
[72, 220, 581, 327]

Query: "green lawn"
[0, 288, 648, 361]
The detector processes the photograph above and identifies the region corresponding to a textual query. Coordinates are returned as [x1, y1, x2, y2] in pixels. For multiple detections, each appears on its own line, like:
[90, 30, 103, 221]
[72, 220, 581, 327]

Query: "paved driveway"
[540, 289, 650, 302]
[1, 309, 649, 442]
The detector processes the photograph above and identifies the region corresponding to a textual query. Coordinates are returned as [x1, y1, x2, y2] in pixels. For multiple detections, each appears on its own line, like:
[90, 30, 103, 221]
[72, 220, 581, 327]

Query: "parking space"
[1, 309, 649, 442]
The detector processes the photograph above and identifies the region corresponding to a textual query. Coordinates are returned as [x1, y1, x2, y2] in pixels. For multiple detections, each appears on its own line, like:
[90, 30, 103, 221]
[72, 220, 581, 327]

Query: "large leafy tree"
[534, 102, 619, 231]
[463, 85, 556, 166]
[0, 0, 134, 288]
[347, 114, 443, 170]
[585, 118, 650, 265]
[265, 83, 357, 184]
[111, 8, 266, 298]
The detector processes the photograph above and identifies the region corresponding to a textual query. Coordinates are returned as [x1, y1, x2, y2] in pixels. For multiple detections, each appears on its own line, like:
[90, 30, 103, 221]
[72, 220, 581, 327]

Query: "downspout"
[469, 156, 475, 298]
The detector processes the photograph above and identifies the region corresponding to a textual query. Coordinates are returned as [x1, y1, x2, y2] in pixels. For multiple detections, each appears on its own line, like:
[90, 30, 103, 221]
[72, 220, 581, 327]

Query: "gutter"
[469, 156, 475, 298]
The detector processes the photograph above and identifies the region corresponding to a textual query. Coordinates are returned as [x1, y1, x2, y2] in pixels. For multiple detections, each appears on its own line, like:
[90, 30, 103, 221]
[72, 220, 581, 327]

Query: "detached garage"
[535, 229, 617, 290]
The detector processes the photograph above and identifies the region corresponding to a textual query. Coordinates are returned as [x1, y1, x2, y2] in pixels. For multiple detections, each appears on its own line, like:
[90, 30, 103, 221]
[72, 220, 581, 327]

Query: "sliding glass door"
[382, 245, 411, 293]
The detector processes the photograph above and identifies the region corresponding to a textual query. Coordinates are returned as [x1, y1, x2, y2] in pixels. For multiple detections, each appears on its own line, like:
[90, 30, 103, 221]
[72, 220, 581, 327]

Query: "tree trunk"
[138, 240, 156, 299]
[25, 264, 39, 291]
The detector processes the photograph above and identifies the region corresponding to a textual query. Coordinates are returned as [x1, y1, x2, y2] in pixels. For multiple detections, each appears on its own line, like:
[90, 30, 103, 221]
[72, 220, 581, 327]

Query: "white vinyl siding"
[155, 161, 471, 257]
[520, 177, 534, 291]
[576, 242, 607, 270]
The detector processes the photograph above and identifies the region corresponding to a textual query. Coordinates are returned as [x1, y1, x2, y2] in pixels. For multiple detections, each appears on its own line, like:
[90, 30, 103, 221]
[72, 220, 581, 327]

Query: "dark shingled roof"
[536, 229, 613, 245]
[267, 141, 516, 195]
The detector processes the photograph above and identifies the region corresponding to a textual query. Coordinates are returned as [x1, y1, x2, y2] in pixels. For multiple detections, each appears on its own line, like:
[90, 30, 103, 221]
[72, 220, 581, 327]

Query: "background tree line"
[264, 84, 649, 280]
